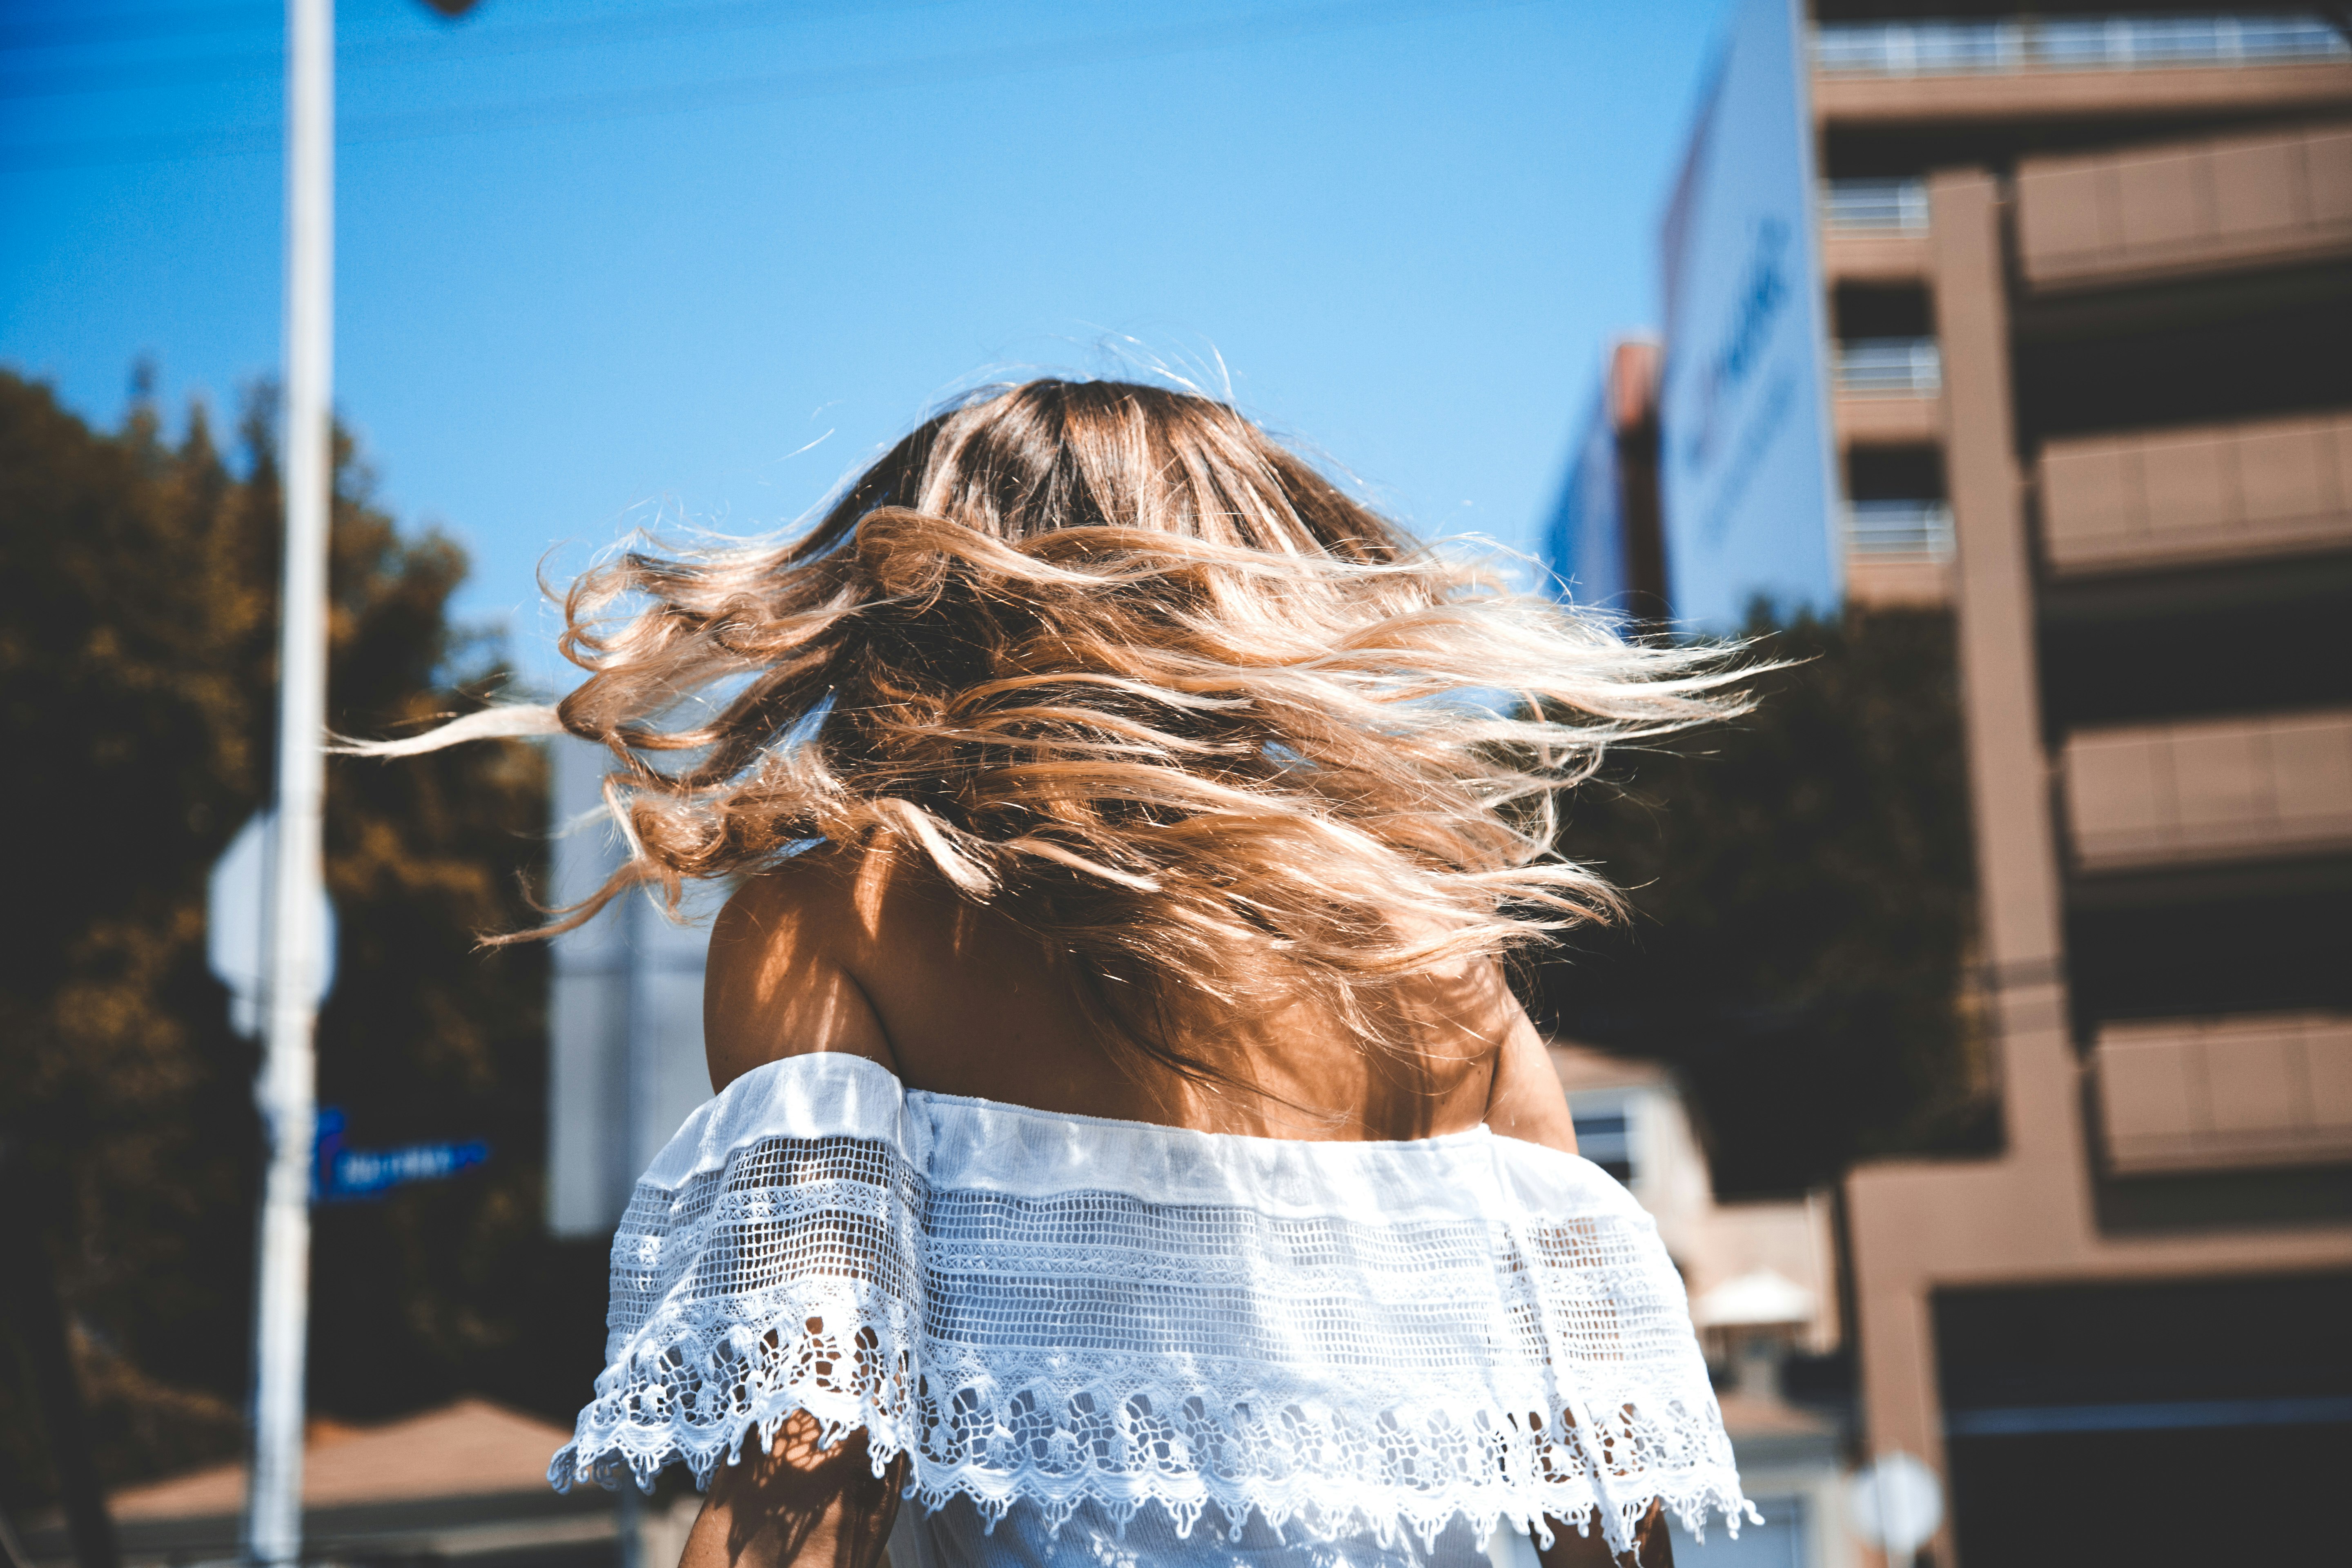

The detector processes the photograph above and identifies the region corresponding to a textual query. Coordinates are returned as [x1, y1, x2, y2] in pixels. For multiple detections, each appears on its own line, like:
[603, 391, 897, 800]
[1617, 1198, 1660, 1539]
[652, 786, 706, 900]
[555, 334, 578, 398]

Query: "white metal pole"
[245, 1, 332, 1565]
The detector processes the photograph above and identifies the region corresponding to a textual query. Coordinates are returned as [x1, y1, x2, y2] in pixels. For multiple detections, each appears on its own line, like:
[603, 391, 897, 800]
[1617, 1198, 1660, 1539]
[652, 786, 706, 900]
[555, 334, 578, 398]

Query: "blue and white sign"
[1657, 0, 1841, 631]
[312, 1107, 489, 1203]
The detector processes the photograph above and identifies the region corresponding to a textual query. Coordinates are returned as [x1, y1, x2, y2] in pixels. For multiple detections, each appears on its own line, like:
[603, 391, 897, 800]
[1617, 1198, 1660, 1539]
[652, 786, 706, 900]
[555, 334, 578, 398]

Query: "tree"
[0, 370, 601, 1512]
[1521, 605, 1997, 1198]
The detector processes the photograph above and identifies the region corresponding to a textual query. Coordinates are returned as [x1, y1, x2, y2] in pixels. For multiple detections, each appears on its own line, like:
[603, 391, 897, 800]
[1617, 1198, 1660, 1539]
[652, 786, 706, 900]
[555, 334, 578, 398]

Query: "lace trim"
[548, 1056, 1755, 1556]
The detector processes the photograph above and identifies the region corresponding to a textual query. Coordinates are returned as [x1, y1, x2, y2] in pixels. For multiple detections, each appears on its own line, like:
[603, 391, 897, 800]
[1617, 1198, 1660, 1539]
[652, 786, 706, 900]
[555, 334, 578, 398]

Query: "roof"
[108, 1399, 573, 1521]
[1544, 1040, 1675, 1096]
[1694, 1267, 1819, 1329]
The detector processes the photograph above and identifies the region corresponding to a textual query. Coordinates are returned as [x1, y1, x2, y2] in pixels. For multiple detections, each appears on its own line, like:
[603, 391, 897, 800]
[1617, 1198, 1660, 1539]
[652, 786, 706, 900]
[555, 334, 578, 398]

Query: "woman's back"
[561, 945, 1744, 1568]
[370, 378, 1753, 1566]
[701, 846, 1578, 1153]
[609, 848, 1718, 1568]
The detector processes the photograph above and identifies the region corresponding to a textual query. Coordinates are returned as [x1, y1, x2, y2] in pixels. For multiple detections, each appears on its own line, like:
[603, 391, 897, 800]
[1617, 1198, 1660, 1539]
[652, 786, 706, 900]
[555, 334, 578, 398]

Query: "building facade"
[1550, 1045, 1851, 1568]
[543, 736, 719, 1239]
[1541, 339, 1669, 624]
[1809, 7, 2352, 1565]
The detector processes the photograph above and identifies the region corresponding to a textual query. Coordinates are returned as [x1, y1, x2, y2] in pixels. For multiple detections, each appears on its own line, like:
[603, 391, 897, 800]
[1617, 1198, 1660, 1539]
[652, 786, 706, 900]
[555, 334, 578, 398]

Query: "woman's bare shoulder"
[1476, 986, 1580, 1159]
[703, 851, 898, 1091]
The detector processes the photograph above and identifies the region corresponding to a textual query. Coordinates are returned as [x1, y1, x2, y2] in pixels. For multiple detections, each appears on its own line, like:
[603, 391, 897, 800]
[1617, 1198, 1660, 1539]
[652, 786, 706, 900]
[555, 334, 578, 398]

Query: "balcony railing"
[2096, 1012, 2352, 1174]
[2061, 708, 2352, 871]
[1813, 14, 2348, 77]
[2039, 409, 2352, 573]
[1824, 177, 1929, 232]
[1836, 337, 1942, 395]
[1846, 500, 1956, 561]
[2017, 123, 2352, 289]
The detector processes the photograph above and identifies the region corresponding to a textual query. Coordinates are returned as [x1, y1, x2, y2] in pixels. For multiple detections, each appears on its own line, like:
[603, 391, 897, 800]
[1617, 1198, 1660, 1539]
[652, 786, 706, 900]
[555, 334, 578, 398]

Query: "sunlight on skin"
[688, 845, 1641, 1568]
[703, 846, 1582, 1153]
[1539, 1501, 1676, 1568]
[680, 1411, 902, 1568]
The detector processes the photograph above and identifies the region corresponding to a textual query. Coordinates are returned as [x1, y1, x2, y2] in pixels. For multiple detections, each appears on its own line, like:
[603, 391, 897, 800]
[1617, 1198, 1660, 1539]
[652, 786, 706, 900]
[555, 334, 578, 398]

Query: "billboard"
[1657, 0, 1840, 631]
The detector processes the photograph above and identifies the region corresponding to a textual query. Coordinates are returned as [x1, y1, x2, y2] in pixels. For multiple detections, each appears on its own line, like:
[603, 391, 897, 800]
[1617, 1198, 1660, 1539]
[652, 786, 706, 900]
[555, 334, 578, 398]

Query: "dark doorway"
[1936, 1274, 2352, 1564]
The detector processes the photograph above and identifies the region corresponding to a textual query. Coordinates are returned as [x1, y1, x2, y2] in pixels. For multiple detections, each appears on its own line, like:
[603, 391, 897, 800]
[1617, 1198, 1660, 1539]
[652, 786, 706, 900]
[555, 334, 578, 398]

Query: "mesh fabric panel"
[549, 1054, 1753, 1559]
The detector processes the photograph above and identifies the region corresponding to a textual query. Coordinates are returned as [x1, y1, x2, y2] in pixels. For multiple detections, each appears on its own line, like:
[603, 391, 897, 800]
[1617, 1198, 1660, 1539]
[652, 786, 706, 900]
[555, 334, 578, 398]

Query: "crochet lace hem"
[548, 1054, 1756, 1559]
[546, 1307, 1757, 1552]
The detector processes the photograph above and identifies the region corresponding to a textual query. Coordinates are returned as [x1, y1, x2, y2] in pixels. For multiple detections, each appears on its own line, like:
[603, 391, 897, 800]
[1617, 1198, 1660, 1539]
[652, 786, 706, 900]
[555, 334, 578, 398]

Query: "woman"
[376, 380, 1753, 1568]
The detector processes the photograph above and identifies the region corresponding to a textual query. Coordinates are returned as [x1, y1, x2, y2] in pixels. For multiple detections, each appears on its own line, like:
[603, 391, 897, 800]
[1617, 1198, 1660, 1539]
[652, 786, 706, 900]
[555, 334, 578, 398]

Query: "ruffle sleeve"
[548, 1052, 924, 1492]
[549, 1052, 1753, 1561]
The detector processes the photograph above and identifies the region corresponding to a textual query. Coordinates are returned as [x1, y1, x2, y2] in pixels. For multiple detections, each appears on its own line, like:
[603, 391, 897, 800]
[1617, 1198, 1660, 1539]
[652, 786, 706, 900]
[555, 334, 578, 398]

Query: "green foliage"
[0, 370, 601, 1512]
[1522, 604, 1996, 1198]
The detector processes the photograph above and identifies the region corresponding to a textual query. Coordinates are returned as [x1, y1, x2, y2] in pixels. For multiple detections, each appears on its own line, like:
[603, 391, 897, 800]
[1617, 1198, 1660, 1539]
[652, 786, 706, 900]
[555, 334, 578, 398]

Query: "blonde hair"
[365, 380, 1739, 1074]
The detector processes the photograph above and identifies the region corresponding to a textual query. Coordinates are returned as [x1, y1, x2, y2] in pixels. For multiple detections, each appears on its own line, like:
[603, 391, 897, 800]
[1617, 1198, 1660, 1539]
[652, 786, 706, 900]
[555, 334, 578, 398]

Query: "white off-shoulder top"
[550, 1052, 1753, 1566]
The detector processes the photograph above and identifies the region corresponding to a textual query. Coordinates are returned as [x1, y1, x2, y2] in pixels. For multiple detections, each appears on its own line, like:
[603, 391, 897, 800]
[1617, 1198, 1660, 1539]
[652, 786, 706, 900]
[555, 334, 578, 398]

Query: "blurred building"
[1543, 339, 1670, 624]
[544, 736, 719, 1238]
[1657, 0, 1849, 630]
[1811, 5, 2352, 1565]
[1815, 6, 2352, 624]
[1554, 4, 2352, 1562]
[1548, 1044, 1852, 1568]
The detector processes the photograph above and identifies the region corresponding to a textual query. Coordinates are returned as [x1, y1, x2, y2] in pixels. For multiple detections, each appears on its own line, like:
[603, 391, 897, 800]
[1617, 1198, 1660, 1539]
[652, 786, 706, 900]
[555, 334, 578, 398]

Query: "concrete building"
[1541, 339, 1669, 626]
[544, 735, 721, 1239]
[1816, 7, 2352, 620]
[1806, 8, 2352, 1564]
[1548, 1045, 1851, 1568]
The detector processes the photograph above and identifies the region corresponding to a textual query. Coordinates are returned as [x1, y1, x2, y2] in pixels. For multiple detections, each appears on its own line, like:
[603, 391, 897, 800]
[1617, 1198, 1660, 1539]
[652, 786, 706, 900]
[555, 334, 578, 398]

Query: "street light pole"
[244, 1, 333, 1564]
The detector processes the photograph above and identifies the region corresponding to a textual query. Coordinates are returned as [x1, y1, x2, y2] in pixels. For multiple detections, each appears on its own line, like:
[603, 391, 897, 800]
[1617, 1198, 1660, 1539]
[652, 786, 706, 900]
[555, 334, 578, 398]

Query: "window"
[1572, 1108, 1636, 1184]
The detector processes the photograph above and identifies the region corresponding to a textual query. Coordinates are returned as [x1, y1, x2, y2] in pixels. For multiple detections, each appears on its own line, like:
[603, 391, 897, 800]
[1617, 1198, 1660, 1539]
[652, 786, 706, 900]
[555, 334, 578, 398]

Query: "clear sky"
[3, 0, 1727, 688]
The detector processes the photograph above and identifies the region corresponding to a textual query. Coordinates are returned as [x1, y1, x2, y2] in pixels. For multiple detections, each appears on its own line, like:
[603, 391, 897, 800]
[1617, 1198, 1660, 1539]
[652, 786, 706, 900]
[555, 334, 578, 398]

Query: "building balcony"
[1811, 15, 2352, 125]
[1822, 178, 1932, 281]
[1835, 394, 1941, 445]
[1837, 336, 1943, 395]
[1814, 15, 2347, 79]
[1833, 338, 1942, 445]
[1823, 229, 1932, 283]
[1824, 176, 1929, 231]
[2060, 707, 2352, 872]
[1844, 501, 1955, 604]
[1847, 498, 1954, 558]
[2094, 1011, 2352, 1173]
[2038, 409, 2352, 575]
[2016, 122, 2352, 291]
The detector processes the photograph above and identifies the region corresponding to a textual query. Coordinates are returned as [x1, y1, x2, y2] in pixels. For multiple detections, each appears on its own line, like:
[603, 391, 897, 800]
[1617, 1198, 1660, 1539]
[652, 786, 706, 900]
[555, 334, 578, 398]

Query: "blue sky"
[3, 0, 1726, 688]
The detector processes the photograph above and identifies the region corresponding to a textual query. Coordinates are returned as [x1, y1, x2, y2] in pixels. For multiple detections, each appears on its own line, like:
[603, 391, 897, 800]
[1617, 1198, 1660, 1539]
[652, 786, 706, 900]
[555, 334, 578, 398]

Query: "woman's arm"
[689, 866, 906, 1567]
[703, 859, 898, 1091]
[1487, 1014, 1673, 1564]
[677, 1414, 903, 1568]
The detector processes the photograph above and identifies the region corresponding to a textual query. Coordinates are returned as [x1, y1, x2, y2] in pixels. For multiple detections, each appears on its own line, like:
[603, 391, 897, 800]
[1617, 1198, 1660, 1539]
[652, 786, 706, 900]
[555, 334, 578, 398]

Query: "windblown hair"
[363, 379, 1740, 1071]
